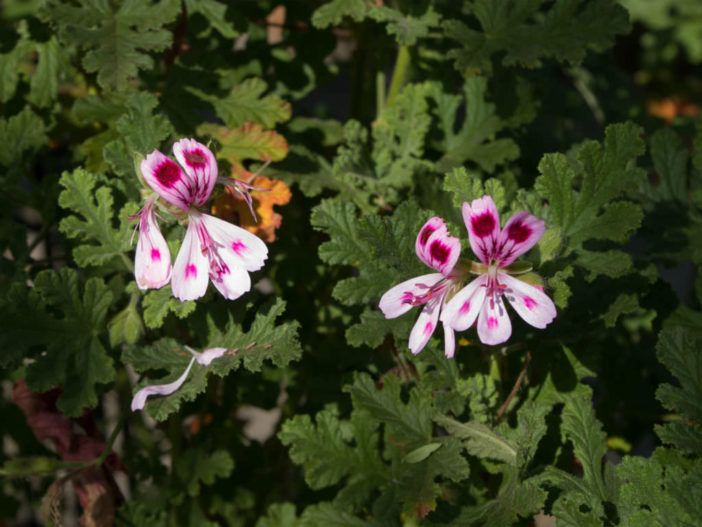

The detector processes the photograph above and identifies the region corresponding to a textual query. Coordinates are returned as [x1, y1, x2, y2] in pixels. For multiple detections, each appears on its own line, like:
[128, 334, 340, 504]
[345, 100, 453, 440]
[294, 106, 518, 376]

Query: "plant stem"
[496, 351, 531, 420]
[385, 46, 410, 109]
[376, 70, 386, 118]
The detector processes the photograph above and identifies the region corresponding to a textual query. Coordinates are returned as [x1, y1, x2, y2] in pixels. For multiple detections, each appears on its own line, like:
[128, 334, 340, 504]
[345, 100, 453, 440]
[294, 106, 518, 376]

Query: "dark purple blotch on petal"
[507, 222, 531, 243]
[184, 149, 207, 168]
[155, 160, 181, 188]
[419, 224, 436, 247]
[472, 213, 496, 237]
[430, 241, 450, 264]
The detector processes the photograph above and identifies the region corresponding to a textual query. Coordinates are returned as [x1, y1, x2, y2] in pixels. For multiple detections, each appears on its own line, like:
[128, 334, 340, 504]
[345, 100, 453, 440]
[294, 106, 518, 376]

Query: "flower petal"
[200, 213, 268, 272]
[443, 324, 456, 358]
[500, 273, 557, 329]
[187, 346, 228, 366]
[476, 292, 512, 346]
[131, 357, 195, 411]
[379, 273, 444, 319]
[173, 138, 218, 207]
[495, 211, 545, 266]
[415, 217, 461, 275]
[172, 219, 209, 301]
[441, 274, 488, 331]
[408, 296, 442, 354]
[209, 250, 251, 300]
[463, 196, 501, 265]
[134, 206, 172, 290]
[141, 150, 193, 211]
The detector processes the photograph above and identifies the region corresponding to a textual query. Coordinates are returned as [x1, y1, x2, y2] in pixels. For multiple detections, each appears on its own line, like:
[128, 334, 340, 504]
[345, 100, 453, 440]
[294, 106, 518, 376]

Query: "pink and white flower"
[134, 199, 171, 290]
[440, 196, 557, 346]
[131, 346, 228, 411]
[379, 217, 462, 358]
[139, 138, 268, 301]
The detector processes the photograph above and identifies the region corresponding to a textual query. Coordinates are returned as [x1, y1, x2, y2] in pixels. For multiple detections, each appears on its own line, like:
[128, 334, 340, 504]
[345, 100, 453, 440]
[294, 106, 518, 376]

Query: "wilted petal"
[476, 293, 512, 346]
[172, 219, 209, 301]
[379, 273, 444, 319]
[495, 211, 545, 267]
[131, 357, 196, 411]
[173, 138, 218, 207]
[463, 196, 501, 265]
[134, 205, 171, 290]
[443, 324, 456, 359]
[187, 346, 228, 366]
[441, 274, 488, 331]
[141, 150, 193, 211]
[500, 273, 556, 329]
[408, 296, 443, 354]
[200, 213, 268, 272]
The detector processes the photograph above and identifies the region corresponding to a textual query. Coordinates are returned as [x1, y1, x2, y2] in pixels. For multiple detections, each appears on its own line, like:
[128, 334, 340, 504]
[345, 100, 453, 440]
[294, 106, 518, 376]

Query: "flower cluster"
[134, 139, 268, 302]
[380, 195, 557, 356]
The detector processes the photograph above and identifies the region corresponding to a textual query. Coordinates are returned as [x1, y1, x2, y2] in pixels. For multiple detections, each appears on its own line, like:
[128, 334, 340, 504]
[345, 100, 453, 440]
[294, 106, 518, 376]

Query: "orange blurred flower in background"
[213, 175, 292, 242]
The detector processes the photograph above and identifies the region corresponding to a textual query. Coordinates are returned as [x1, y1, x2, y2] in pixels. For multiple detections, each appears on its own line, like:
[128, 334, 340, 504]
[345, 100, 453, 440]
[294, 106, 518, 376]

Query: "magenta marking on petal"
[472, 213, 496, 237]
[150, 248, 161, 262]
[507, 222, 532, 243]
[231, 240, 247, 255]
[430, 241, 450, 264]
[523, 296, 537, 310]
[424, 322, 434, 336]
[419, 224, 436, 247]
[487, 317, 499, 329]
[185, 264, 198, 279]
[459, 301, 471, 315]
[184, 149, 207, 167]
[155, 160, 181, 188]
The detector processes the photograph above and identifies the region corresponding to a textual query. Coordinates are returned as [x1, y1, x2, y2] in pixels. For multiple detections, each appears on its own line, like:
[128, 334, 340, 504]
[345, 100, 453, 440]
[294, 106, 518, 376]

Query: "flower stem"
[496, 351, 531, 420]
[385, 46, 410, 109]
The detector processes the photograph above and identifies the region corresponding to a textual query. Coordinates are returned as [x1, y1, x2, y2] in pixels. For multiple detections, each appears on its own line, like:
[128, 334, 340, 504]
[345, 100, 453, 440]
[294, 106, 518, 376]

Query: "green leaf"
[28, 36, 62, 107]
[198, 122, 289, 166]
[368, 6, 441, 46]
[46, 0, 181, 91]
[188, 77, 291, 129]
[311, 0, 371, 28]
[602, 293, 640, 328]
[576, 249, 633, 282]
[185, 0, 239, 39]
[344, 373, 432, 442]
[403, 443, 442, 464]
[645, 128, 690, 203]
[108, 293, 144, 347]
[435, 415, 517, 465]
[58, 169, 138, 267]
[174, 448, 234, 497]
[256, 503, 301, 527]
[142, 286, 197, 329]
[0, 108, 48, 167]
[535, 122, 646, 245]
[445, 0, 629, 73]
[279, 405, 385, 494]
[113, 92, 174, 155]
[429, 78, 519, 173]
[655, 326, 702, 453]
[4, 269, 116, 416]
[300, 503, 370, 527]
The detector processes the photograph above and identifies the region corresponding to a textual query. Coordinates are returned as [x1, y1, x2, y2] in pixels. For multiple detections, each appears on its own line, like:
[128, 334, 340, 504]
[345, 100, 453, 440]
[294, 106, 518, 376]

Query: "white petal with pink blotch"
[173, 138, 218, 207]
[463, 196, 501, 265]
[379, 273, 444, 319]
[134, 204, 171, 290]
[172, 219, 209, 301]
[500, 273, 557, 329]
[200, 213, 268, 272]
[415, 217, 461, 275]
[494, 211, 545, 267]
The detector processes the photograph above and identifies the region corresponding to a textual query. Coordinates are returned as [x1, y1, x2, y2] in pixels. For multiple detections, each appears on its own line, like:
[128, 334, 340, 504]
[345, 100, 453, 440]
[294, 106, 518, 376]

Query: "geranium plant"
[1, 1, 701, 526]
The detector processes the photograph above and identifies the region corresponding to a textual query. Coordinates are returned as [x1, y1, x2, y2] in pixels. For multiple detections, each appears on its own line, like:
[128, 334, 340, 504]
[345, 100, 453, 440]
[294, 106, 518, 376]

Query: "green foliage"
[58, 169, 138, 268]
[128, 299, 300, 420]
[429, 77, 520, 172]
[445, 0, 630, 73]
[0, 269, 114, 415]
[0, 109, 48, 168]
[45, 0, 181, 91]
